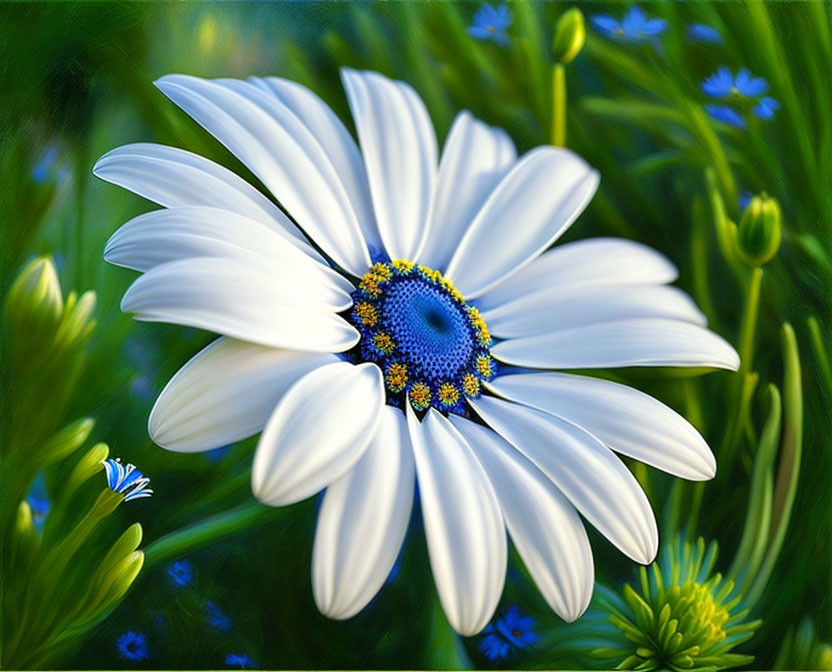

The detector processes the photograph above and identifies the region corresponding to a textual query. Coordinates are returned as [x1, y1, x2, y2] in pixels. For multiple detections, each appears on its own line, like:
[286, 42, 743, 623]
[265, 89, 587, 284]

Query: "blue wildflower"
[167, 559, 193, 588]
[468, 3, 512, 46]
[225, 653, 258, 669]
[116, 631, 149, 661]
[26, 474, 51, 532]
[754, 96, 781, 120]
[702, 66, 769, 98]
[591, 6, 667, 43]
[687, 23, 722, 43]
[705, 104, 747, 129]
[739, 191, 753, 211]
[205, 600, 232, 632]
[32, 145, 58, 184]
[102, 458, 153, 502]
[479, 606, 538, 662]
[130, 375, 154, 402]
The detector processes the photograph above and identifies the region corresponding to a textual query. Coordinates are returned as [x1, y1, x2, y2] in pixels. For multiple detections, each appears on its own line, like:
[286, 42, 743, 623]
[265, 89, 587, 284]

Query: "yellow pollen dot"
[440, 276, 465, 303]
[417, 265, 443, 284]
[475, 354, 495, 379]
[353, 302, 378, 327]
[409, 382, 432, 411]
[467, 306, 492, 346]
[437, 382, 460, 408]
[369, 262, 393, 282]
[391, 259, 415, 275]
[462, 373, 481, 398]
[385, 362, 408, 393]
[372, 331, 396, 355]
[360, 275, 382, 298]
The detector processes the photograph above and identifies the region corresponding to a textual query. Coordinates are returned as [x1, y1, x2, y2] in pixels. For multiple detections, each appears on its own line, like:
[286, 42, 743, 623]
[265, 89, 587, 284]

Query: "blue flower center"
[347, 261, 495, 414]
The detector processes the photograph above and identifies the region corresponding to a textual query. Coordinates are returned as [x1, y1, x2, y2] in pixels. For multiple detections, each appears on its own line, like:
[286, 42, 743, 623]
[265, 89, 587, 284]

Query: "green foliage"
[1, 259, 145, 669]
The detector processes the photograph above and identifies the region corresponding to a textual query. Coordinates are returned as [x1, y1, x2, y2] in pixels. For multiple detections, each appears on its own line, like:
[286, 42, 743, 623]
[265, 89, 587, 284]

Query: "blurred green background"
[1, 1, 831, 669]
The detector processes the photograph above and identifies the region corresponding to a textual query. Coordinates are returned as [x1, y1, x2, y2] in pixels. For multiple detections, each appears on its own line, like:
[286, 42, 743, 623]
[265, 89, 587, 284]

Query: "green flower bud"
[6, 256, 64, 344]
[736, 193, 782, 266]
[54, 289, 96, 353]
[552, 8, 586, 64]
[40, 417, 95, 467]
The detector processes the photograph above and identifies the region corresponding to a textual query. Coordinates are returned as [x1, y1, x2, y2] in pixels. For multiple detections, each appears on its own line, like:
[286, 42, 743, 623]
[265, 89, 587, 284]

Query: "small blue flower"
[116, 631, 149, 661]
[167, 559, 193, 588]
[130, 375, 154, 402]
[753, 96, 781, 120]
[102, 458, 153, 502]
[705, 104, 747, 129]
[205, 600, 232, 632]
[468, 3, 512, 46]
[739, 191, 753, 211]
[32, 145, 58, 184]
[225, 653, 258, 669]
[479, 606, 538, 662]
[26, 474, 51, 532]
[702, 66, 769, 98]
[687, 23, 723, 43]
[591, 6, 667, 43]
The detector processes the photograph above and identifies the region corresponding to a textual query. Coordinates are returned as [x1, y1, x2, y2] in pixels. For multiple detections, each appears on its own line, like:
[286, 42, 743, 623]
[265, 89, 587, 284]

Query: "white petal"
[104, 206, 354, 296]
[155, 75, 371, 276]
[476, 237, 679, 311]
[445, 147, 599, 299]
[92, 143, 319, 259]
[492, 318, 740, 370]
[418, 111, 515, 272]
[248, 76, 383, 256]
[449, 416, 593, 622]
[313, 406, 414, 619]
[121, 257, 358, 352]
[406, 406, 506, 636]
[484, 285, 706, 339]
[469, 395, 658, 564]
[488, 372, 716, 480]
[252, 362, 384, 506]
[341, 68, 437, 261]
[149, 338, 337, 452]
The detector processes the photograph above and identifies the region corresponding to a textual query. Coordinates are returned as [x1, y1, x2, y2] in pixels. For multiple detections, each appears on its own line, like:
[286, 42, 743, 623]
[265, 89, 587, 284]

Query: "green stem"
[807, 316, 832, 396]
[747, 324, 803, 606]
[144, 499, 278, 568]
[551, 63, 566, 147]
[722, 268, 764, 467]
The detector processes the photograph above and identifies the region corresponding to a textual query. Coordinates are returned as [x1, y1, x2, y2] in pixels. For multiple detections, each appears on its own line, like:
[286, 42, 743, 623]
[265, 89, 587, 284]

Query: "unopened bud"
[736, 193, 781, 266]
[6, 257, 63, 342]
[552, 8, 586, 64]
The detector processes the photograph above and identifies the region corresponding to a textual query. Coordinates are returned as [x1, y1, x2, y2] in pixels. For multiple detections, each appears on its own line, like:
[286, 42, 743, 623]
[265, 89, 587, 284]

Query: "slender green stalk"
[144, 499, 279, 568]
[747, 324, 803, 605]
[807, 317, 832, 396]
[722, 268, 764, 467]
[727, 384, 781, 591]
[551, 63, 566, 146]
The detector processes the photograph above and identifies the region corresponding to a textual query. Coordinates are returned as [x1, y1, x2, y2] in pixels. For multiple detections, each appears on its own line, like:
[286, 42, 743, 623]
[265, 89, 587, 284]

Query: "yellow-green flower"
[591, 537, 760, 671]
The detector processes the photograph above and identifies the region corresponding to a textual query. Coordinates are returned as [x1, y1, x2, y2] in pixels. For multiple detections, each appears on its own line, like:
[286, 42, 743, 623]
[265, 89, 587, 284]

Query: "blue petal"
[639, 18, 668, 36]
[706, 104, 747, 129]
[591, 14, 621, 36]
[753, 96, 780, 119]
[687, 23, 723, 43]
[702, 66, 734, 97]
[736, 68, 769, 96]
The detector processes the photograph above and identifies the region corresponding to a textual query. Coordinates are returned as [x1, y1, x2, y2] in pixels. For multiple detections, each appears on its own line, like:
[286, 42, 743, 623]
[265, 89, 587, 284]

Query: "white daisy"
[95, 69, 739, 636]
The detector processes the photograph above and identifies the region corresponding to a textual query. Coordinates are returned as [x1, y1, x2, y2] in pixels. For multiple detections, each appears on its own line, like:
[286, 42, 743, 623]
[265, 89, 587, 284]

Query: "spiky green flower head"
[592, 537, 760, 671]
